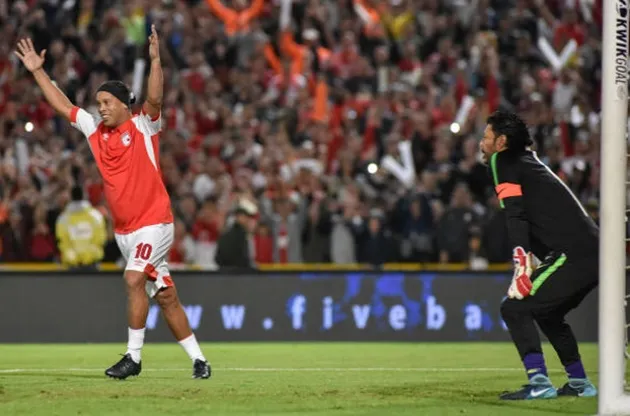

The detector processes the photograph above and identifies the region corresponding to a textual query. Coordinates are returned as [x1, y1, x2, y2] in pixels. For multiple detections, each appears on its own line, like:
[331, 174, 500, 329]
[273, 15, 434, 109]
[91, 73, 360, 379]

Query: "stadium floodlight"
[598, 1, 630, 415]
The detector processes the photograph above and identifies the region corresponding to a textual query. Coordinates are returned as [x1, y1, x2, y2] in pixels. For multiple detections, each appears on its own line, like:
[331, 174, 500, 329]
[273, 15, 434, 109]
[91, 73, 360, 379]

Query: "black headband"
[96, 81, 136, 107]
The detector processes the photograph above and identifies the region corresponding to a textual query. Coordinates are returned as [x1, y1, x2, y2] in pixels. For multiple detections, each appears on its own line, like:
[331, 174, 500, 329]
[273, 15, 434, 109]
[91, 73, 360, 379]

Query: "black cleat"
[193, 359, 211, 379]
[105, 353, 141, 380]
[556, 379, 597, 397]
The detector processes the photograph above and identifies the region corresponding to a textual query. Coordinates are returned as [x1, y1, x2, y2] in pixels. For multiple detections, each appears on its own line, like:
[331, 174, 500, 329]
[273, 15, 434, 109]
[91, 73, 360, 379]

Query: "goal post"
[598, 0, 629, 415]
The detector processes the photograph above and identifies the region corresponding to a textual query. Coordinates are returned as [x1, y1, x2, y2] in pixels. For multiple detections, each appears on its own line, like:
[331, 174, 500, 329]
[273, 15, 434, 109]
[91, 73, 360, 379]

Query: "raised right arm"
[31, 68, 74, 121]
[14, 38, 74, 121]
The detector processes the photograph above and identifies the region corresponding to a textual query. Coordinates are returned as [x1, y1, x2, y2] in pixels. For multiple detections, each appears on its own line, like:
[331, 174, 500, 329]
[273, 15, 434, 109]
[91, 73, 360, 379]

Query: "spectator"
[168, 219, 196, 267]
[356, 209, 395, 267]
[0, 209, 27, 262]
[191, 198, 223, 269]
[253, 221, 273, 264]
[29, 202, 56, 262]
[468, 226, 489, 271]
[0, 0, 605, 268]
[330, 197, 361, 264]
[436, 183, 481, 263]
[215, 198, 258, 269]
[400, 195, 434, 263]
[55, 186, 106, 270]
[205, 0, 265, 37]
[269, 194, 306, 263]
[301, 190, 333, 263]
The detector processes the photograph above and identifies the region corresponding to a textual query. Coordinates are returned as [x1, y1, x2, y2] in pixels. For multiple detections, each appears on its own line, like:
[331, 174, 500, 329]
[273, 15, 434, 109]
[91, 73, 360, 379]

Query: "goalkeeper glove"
[507, 246, 534, 300]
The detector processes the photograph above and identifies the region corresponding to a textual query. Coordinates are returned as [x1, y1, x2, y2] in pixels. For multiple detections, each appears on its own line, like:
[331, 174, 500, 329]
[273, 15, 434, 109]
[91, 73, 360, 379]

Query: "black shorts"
[506, 251, 598, 317]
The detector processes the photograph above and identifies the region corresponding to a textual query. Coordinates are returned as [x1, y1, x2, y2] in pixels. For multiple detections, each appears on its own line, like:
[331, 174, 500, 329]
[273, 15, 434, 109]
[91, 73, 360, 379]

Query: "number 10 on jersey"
[135, 243, 153, 260]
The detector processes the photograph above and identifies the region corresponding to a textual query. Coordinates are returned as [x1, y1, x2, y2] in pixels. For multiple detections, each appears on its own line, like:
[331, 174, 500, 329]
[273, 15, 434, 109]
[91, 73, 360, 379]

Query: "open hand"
[148, 24, 160, 61]
[14, 38, 46, 73]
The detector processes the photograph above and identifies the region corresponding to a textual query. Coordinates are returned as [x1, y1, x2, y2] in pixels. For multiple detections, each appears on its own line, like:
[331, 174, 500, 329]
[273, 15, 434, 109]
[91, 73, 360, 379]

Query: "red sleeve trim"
[70, 106, 80, 123]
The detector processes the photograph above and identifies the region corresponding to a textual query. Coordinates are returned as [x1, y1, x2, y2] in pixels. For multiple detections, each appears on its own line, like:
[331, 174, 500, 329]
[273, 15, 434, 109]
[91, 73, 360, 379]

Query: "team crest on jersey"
[121, 132, 131, 146]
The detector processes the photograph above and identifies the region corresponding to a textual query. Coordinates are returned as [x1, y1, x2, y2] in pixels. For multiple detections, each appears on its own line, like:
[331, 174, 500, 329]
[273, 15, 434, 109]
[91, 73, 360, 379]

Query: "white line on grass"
[0, 367, 568, 374]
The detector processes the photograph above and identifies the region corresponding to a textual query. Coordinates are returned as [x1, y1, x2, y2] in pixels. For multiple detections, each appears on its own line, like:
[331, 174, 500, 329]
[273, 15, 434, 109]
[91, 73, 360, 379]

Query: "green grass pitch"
[0, 343, 604, 415]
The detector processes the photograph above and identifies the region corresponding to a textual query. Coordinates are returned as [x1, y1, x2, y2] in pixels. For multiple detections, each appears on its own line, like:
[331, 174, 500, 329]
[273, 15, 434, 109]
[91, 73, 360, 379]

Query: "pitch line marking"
[0, 367, 569, 374]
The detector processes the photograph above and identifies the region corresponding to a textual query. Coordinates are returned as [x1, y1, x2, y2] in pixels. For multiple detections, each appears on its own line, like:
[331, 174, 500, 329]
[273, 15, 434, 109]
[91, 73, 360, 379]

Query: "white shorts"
[115, 223, 175, 298]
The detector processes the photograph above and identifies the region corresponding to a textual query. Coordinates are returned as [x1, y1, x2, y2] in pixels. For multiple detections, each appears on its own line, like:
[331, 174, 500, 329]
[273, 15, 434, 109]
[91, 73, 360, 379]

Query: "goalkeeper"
[56, 187, 107, 270]
[480, 111, 598, 400]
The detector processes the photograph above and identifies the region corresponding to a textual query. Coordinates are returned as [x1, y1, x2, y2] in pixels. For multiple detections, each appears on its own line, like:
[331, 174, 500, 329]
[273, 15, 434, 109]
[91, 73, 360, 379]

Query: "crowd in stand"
[0, 0, 607, 269]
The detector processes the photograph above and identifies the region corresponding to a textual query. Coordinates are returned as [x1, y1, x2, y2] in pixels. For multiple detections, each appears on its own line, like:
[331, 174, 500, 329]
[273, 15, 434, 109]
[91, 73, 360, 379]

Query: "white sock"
[126, 327, 145, 364]
[178, 334, 206, 362]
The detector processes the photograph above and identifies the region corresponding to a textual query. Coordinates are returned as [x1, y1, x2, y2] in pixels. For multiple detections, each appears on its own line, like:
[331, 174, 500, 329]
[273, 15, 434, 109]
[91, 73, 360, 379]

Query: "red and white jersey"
[70, 106, 174, 235]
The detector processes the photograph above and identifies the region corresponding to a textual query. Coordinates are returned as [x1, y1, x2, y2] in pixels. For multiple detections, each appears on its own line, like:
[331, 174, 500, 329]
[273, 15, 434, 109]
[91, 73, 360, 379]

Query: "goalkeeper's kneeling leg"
[500, 298, 545, 363]
[499, 298, 557, 400]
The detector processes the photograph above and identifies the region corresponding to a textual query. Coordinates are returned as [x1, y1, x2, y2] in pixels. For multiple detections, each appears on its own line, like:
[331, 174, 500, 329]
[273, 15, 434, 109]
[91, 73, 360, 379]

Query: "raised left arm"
[144, 24, 163, 119]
